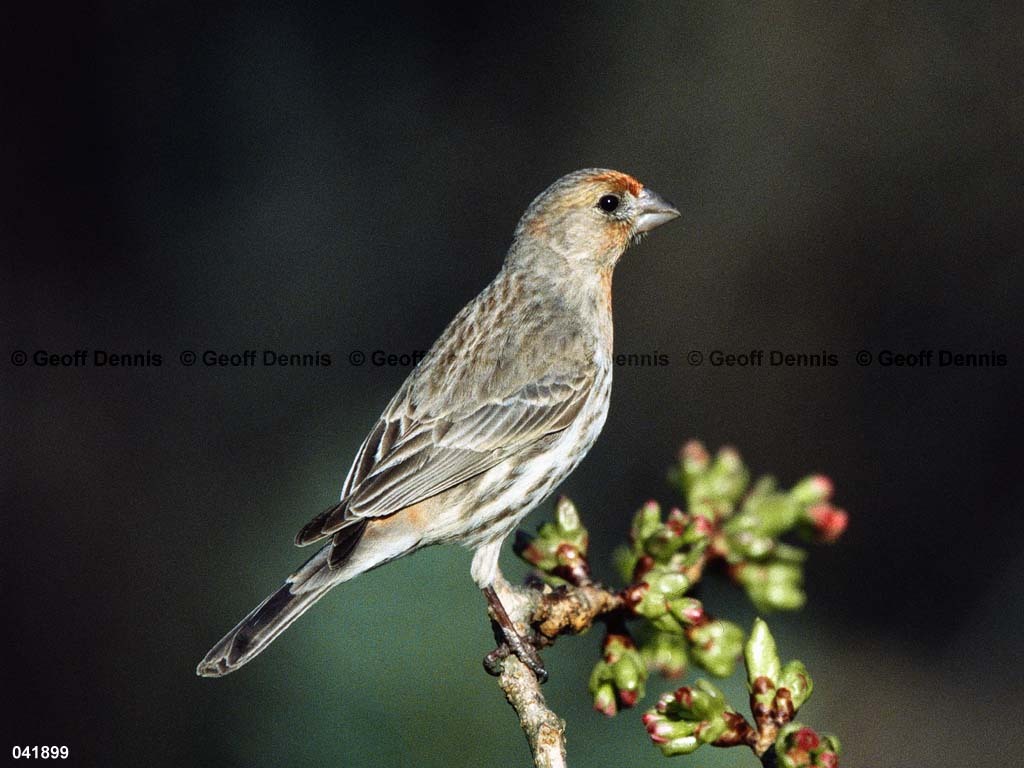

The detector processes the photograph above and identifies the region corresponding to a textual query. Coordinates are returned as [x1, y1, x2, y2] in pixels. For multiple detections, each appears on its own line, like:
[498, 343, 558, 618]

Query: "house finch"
[197, 168, 679, 679]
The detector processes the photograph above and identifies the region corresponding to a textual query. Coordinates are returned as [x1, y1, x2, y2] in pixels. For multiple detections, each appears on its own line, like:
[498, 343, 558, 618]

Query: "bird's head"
[511, 168, 680, 269]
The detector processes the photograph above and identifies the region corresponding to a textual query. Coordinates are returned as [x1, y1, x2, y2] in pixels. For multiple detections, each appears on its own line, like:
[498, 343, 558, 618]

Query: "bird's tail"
[197, 520, 420, 677]
[196, 577, 334, 677]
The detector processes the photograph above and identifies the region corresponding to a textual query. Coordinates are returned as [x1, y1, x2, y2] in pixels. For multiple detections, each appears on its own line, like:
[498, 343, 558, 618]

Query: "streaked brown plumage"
[197, 168, 679, 678]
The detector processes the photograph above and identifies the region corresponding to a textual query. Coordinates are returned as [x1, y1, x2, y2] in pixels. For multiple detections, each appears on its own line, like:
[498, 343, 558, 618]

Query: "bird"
[197, 168, 680, 679]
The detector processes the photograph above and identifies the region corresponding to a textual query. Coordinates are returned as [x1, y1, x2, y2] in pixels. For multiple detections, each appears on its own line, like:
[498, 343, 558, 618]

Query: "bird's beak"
[634, 187, 680, 233]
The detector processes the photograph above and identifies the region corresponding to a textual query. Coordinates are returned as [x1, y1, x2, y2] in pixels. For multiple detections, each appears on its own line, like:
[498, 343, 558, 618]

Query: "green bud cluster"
[733, 553, 807, 612]
[616, 501, 709, 582]
[622, 563, 696, 632]
[513, 496, 590, 585]
[668, 441, 750, 521]
[669, 442, 846, 613]
[721, 474, 836, 611]
[644, 619, 834, 761]
[615, 501, 743, 681]
[642, 679, 745, 756]
[775, 723, 841, 767]
[512, 442, 846, 754]
[615, 444, 846, 620]
[589, 634, 647, 716]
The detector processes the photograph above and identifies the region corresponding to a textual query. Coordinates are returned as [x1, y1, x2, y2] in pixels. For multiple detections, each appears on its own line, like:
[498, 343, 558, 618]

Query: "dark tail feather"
[196, 580, 332, 677]
[329, 518, 368, 568]
[295, 500, 348, 546]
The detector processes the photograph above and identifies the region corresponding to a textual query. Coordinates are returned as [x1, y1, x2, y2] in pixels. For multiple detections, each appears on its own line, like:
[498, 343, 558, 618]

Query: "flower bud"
[628, 566, 691, 631]
[776, 723, 841, 768]
[640, 631, 688, 677]
[790, 475, 833, 505]
[805, 504, 848, 544]
[681, 439, 710, 473]
[644, 520, 686, 561]
[779, 659, 814, 711]
[651, 566, 690, 598]
[513, 496, 589, 583]
[688, 619, 744, 677]
[707, 446, 749, 502]
[745, 493, 803, 538]
[673, 679, 726, 721]
[686, 513, 715, 543]
[590, 676, 617, 717]
[645, 715, 701, 755]
[589, 635, 647, 715]
[554, 494, 583, 534]
[613, 544, 638, 584]
[674, 442, 751, 518]
[735, 560, 806, 612]
[744, 618, 782, 685]
[667, 596, 705, 627]
[631, 500, 663, 544]
[727, 531, 776, 560]
[643, 679, 733, 757]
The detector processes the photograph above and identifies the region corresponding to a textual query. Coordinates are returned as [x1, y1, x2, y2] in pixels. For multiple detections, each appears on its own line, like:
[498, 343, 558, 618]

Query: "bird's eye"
[598, 194, 620, 212]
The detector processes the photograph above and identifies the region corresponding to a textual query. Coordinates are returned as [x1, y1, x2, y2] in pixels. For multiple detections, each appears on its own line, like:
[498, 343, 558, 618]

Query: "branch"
[532, 583, 623, 640]
[497, 654, 566, 768]
[487, 576, 623, 767]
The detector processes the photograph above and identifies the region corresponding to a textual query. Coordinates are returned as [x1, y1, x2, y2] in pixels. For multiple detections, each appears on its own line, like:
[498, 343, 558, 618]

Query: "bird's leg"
[482, 585, 548, 683]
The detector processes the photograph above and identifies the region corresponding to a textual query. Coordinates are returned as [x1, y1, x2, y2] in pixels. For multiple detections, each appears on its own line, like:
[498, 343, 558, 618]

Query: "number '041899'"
[12, 746, 69, 759]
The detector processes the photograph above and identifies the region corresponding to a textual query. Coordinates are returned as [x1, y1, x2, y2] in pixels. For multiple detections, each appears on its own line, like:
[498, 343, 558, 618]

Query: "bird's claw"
[501, 626, 549, 683]
[483, 644, 509, 676]
[483, 636, 548, 683]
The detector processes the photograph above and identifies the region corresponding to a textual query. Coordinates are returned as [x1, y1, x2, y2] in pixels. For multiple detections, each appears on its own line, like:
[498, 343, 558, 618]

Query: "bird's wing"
[295, 367, 594, 545]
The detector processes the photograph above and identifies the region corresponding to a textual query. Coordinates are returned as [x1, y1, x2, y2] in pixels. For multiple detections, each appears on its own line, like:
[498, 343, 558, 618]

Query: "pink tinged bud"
[656, 692, 674, 713]
[666, 507, 688, 535]
[623, 582, 650, 611]
[682, 603, 705, 625]
[717, 446, 742, 469]
[793, 727, 820, 751]
[808, 475, 833, 501]
[682, 440, 710, 468]
[647, 720, 676, 744]
[618, 689, 639, 708]
[641, 712, 658, 727]
[809, 505, 848, 543]
[593, 686, 617, 717]
[675, 687, 694, 708]
[554, 542, 589, 574]
[818, 751, 839, 768]
[604, 633, 636, 651]
[693, 516, 714, 536]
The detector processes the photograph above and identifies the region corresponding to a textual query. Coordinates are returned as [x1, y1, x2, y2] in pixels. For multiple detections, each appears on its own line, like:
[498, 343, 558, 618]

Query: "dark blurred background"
[3, 2, 1022, 766]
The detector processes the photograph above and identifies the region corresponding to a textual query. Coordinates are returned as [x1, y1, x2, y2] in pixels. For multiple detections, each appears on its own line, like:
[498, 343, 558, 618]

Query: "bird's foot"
[483, 638, 548, 683]
[482, 586, 548, 683]
[484, 634, 549, 683]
